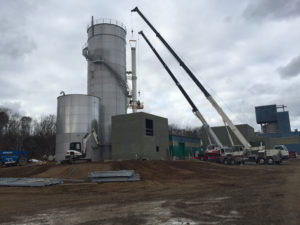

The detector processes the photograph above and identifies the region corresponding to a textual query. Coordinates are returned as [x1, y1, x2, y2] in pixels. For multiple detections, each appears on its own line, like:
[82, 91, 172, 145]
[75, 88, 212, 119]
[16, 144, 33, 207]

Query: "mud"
[0, 160, 299, 224]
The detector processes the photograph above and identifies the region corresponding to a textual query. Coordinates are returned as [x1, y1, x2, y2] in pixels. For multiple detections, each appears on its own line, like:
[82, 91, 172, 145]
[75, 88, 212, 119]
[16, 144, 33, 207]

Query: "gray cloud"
[243, 0, 300, 21]
[278, 54, 300, 78]
[1, 0, 300, 131]
[274, 82, 300, 130]
[0, 101, 24, 115]
[0, 1, 38, 72]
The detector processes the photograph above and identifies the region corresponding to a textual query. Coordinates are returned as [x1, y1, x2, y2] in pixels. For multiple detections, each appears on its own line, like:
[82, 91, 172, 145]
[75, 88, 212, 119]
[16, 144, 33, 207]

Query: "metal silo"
[55, 94, 101, 162]
[83, 18, 127, 151]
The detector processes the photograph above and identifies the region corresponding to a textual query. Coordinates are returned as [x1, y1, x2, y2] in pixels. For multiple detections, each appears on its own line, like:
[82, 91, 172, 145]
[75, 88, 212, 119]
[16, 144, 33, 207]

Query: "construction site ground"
[1, 159, 300, 225]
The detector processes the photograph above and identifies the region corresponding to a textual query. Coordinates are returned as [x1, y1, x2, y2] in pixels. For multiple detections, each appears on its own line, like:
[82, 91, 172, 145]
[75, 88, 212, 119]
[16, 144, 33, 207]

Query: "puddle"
[2, 197, 240, 225]
[206, 196, 231, 202]
[160, 218, 198, 225]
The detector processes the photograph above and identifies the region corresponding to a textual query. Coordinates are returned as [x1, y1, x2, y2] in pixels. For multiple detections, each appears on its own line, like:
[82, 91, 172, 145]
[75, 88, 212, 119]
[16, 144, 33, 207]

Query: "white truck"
[274, 145, 289, 161]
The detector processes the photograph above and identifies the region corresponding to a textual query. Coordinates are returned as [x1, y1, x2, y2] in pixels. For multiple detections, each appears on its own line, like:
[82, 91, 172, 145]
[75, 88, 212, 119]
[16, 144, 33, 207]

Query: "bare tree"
[21, 116, 32, 136]
[34, 115, 56, 136]
[0, 111, 9, 134]
[0, 110, 9, 149]
[5, 113, 22, 149]
[32, 115, 56, 157]
[0, 107, 57, 158]
[169, 124, 201, 137]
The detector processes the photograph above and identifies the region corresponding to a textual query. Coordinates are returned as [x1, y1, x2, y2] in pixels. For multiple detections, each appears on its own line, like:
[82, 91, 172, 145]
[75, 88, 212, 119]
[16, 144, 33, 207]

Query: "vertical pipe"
[91, 16, 94, 36]
[131, 46, 137, 113]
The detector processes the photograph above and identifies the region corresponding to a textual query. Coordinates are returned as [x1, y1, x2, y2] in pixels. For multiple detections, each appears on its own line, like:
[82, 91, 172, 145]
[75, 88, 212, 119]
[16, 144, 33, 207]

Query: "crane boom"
[132, 7, 252, 149]
[138, 31, 223, 147]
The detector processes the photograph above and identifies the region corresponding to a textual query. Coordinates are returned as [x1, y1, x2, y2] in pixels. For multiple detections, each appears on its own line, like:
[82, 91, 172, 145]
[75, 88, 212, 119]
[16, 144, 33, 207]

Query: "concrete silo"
[55, 94, 101, 162]
[83, 18, 127, 156]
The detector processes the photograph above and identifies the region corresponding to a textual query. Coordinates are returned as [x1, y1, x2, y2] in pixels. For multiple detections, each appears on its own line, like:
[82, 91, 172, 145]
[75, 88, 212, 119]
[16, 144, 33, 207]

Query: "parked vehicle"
[0, 150, 28, 166]
[204, 149, 221, 162]
[274, 145, 289, 160]
[219, 146, 246, 165]
[289, 151, 297, 159]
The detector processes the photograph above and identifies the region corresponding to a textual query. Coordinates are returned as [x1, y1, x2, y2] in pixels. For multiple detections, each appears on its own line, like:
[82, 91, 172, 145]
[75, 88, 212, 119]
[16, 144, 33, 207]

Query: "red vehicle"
[204, 149, 221, 162]
[289, 151, 297, 159]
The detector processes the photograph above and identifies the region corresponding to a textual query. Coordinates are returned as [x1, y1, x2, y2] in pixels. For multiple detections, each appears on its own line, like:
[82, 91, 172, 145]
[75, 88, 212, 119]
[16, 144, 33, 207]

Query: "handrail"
[87, 18, 126, 31]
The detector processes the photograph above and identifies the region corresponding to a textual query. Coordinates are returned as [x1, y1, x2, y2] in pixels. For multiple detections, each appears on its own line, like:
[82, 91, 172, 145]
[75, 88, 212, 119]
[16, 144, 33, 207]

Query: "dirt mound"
[0, 162, 113, 179]
[35, 163, 112, 179]
[0, 160, 284, 181]
[0, 163, 54, 178]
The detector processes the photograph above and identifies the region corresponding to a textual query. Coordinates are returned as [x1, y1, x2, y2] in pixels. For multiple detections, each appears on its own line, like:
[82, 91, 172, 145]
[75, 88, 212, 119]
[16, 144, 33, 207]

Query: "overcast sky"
[1, 0, 300, 131]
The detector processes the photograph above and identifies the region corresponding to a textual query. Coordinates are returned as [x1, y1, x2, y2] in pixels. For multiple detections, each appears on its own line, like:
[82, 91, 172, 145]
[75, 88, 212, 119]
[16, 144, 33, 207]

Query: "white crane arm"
[207, 96, 252, 149]
[193, 111, 223, 147]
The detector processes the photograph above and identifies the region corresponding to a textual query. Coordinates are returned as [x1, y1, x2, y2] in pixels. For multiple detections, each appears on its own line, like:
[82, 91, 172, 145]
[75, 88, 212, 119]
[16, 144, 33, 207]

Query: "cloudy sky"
[1, 0, 300, 131]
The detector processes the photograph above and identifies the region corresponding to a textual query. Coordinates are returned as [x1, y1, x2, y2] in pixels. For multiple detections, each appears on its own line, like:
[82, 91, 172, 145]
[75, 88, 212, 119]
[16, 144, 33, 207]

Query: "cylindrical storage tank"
[55, 94, 101, 162]
[83, 19, 127, 147]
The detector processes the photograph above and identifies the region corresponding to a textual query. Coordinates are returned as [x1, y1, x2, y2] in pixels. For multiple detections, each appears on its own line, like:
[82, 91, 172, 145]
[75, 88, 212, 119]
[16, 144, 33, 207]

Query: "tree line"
[168, 124, 203, 138]
[0, 108, 56, 159]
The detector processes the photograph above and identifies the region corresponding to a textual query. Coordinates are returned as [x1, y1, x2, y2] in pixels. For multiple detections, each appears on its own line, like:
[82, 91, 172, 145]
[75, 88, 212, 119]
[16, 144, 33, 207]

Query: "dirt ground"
[0, 159, 300, 225]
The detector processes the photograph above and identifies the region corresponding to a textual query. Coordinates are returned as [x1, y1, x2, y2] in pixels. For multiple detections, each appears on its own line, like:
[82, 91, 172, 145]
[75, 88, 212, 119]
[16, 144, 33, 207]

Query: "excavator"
[133, 7, 289, 165]
[64, 129, 100, 163]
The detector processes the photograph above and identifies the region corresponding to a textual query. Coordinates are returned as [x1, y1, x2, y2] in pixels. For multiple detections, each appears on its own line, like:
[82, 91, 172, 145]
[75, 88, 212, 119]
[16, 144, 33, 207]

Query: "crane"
[138, 31, 223, 148]
[132, 7, 292, 165]
[132, 6, 252, 149]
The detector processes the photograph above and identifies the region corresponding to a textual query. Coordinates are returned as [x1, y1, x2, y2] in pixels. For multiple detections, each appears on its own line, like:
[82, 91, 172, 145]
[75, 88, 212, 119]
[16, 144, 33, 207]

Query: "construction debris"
[0, 178, 64, 187]
[88, 170, 141, 183]
[0, 170, 141, 187]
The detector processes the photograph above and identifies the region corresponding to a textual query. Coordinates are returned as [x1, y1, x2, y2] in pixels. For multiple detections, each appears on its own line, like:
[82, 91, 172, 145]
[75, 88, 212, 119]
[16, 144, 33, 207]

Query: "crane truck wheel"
[258, 158, 265, 165]
[267, 157, 274, 165]
[224, 159, 229, 165]
[275, 160, 281, 165]
[230, 159, 236, 165]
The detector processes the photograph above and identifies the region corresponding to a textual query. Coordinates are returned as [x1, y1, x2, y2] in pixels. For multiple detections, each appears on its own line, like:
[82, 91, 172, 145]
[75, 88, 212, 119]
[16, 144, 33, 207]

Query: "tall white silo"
[83, 18, 127, 153]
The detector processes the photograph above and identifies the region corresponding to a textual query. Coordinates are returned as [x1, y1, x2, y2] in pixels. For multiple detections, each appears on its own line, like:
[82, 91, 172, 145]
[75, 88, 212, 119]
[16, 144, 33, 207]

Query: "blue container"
[255, 105, 277, 124]
[0, 150, 28, 166]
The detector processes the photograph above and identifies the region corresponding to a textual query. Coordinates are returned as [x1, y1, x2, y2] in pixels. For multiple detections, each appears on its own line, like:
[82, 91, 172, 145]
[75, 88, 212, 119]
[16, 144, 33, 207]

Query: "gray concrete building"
[200, 124, 294, 150]
[212, 124, 262, 147]
[200, 124, 264, 148]
[111, 112, 169, 160]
